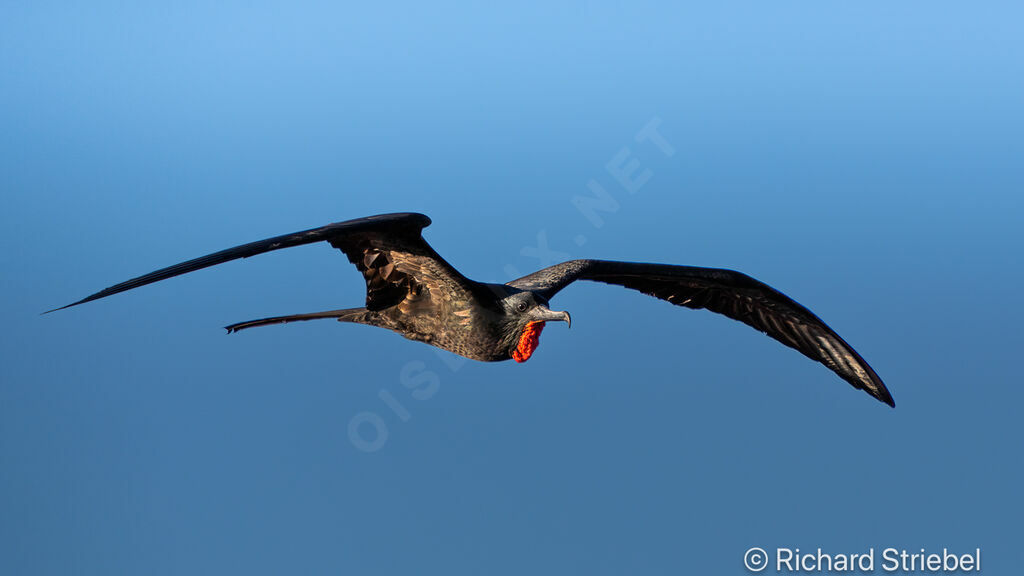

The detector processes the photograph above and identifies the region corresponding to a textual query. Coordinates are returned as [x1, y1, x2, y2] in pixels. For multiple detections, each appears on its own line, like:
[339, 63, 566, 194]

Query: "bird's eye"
[516, 301, 528, 312]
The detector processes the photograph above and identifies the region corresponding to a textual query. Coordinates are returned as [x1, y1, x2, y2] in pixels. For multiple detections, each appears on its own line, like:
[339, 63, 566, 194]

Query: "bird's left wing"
[46, 213, 483, 313]
[508, 259, 893, 406]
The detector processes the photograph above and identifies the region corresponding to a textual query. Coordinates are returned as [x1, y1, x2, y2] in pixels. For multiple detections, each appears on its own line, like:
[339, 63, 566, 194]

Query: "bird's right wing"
[47, 213, 485, 313]
[509, 259, 893, 406]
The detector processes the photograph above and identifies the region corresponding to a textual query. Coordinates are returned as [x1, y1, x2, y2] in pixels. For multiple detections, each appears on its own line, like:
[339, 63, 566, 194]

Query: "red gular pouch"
[512, 321, 546, 362]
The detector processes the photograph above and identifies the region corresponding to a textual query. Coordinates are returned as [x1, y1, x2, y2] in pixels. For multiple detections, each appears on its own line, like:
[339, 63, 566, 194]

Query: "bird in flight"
[48, 213, 893, 406]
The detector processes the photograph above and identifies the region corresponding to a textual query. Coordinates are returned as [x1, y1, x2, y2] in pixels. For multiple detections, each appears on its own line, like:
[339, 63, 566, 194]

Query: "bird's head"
[496, 289, 571, 362]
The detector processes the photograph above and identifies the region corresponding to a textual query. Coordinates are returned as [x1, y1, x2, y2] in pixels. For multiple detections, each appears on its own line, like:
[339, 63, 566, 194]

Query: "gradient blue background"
[3, 2, 1022, 574]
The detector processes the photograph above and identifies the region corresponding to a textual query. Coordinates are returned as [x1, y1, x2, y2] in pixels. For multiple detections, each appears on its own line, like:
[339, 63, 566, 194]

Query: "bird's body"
[49, 212, 894, 406]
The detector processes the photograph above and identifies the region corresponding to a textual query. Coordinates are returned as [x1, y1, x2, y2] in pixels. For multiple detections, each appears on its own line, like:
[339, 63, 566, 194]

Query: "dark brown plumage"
[47, 212, 894, 406]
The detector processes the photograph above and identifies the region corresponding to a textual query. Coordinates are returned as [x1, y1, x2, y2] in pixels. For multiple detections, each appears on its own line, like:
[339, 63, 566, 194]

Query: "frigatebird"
[48, 212, 894, 406]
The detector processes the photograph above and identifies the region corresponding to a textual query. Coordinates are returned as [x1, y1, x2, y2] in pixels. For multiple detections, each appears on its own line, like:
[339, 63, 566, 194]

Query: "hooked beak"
[533, 306, 571, 329]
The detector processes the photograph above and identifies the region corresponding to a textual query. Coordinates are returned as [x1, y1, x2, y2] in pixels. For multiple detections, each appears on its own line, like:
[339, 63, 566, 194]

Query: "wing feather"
[509, 259, 893, 406]
[45, 213, 480, 313]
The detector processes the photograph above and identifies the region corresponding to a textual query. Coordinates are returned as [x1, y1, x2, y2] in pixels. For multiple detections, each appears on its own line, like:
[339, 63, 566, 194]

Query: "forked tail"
[225, 307, 368, 333]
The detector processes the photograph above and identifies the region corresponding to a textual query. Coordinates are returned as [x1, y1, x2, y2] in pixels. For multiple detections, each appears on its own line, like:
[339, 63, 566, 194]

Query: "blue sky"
[2, 2, 1022, 574]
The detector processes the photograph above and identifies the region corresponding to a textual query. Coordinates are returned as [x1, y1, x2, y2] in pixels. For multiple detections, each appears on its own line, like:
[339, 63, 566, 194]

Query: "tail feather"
[225, 307, 367, 333]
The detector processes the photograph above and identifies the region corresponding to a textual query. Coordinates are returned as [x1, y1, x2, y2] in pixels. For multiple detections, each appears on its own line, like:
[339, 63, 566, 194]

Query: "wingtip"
[41, 294, 100, 315]
[41, 303, 74, 315]
[224, 322, 248, 334]
[874, 388, 896, 408]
